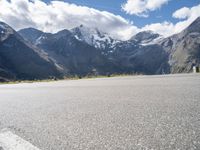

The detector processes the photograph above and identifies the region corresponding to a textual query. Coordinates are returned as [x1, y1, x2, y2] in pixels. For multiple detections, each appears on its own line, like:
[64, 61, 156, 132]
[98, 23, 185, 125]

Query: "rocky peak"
[70, 25, 118, 49]
[0, 21, 15, 41]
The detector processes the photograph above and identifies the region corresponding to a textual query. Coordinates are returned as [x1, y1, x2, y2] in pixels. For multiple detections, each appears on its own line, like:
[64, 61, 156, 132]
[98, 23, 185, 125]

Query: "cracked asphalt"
[0, 74, 200, 150]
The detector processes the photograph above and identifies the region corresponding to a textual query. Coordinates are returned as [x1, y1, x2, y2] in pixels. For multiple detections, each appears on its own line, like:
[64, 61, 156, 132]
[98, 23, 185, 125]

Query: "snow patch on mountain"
[140, 36, 164, 46]
[71, 25, 120, 49]
[36, 35, 48, 45]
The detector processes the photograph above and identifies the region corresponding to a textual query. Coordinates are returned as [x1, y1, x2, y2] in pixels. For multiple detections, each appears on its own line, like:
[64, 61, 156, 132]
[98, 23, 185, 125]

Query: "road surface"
[0, 74, 200, 149]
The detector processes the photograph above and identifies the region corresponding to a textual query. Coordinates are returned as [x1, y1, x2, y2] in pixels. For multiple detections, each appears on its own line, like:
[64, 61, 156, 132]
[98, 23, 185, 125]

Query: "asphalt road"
[0, 74, 200, 150]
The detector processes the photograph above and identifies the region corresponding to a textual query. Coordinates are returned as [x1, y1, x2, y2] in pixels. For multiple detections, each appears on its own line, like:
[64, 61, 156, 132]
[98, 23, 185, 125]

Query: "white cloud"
[122, 0, 170, 17]
[172, 7, 191, 19]
[173, 4, 200, 21]
[0, 0, 199, 41]
[142, 21, 174, 37]
[0, 0, 139, 40]
[141, 3, 200, 37]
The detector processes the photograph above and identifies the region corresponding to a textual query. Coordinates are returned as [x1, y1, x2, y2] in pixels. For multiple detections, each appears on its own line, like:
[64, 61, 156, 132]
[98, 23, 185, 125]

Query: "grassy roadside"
[1, 73, 199, 85]
[0, 73, 142, 85]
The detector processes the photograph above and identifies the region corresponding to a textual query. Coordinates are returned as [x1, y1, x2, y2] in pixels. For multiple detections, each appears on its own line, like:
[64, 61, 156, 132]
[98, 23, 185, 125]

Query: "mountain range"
[0, 17, 200, 81]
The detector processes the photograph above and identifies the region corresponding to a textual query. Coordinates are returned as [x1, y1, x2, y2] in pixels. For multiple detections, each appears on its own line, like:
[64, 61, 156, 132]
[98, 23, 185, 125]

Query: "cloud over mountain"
[142, 3, 200, 37]
[0, 0, 138, 40]
[0, 0, 200, 39]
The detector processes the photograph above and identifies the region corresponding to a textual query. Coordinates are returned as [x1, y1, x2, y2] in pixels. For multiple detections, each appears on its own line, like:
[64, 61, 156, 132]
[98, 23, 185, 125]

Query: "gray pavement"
[0, 74, 200, 150]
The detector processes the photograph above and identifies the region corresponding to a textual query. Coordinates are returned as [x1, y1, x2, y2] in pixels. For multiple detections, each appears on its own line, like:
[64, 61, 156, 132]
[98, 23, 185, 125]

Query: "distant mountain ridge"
[1, 17, 200, 81]
[19, 26, 120, 76]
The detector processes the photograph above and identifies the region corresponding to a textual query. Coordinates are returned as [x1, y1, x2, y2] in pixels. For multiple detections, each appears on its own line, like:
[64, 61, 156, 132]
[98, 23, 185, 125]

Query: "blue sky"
[45, 0, 200, 27]
[0, 0, 200, 40]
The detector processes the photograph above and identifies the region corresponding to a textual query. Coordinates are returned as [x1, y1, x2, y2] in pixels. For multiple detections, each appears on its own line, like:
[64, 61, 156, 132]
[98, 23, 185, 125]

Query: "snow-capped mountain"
[12, 16, 200, 80]
[19, 25, 120, 50]
[70, 25, 120, 49]
[19, 27, 119, 76]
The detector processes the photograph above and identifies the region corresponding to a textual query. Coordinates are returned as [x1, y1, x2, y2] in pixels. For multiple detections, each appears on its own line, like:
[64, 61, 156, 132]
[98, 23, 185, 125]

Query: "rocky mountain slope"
[160, 17, 200, 73]
[0, 22, 62, 81]
[19, 28, 120, 76]
[1, 17, 199, 81]
[109, 17, 200, 74]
